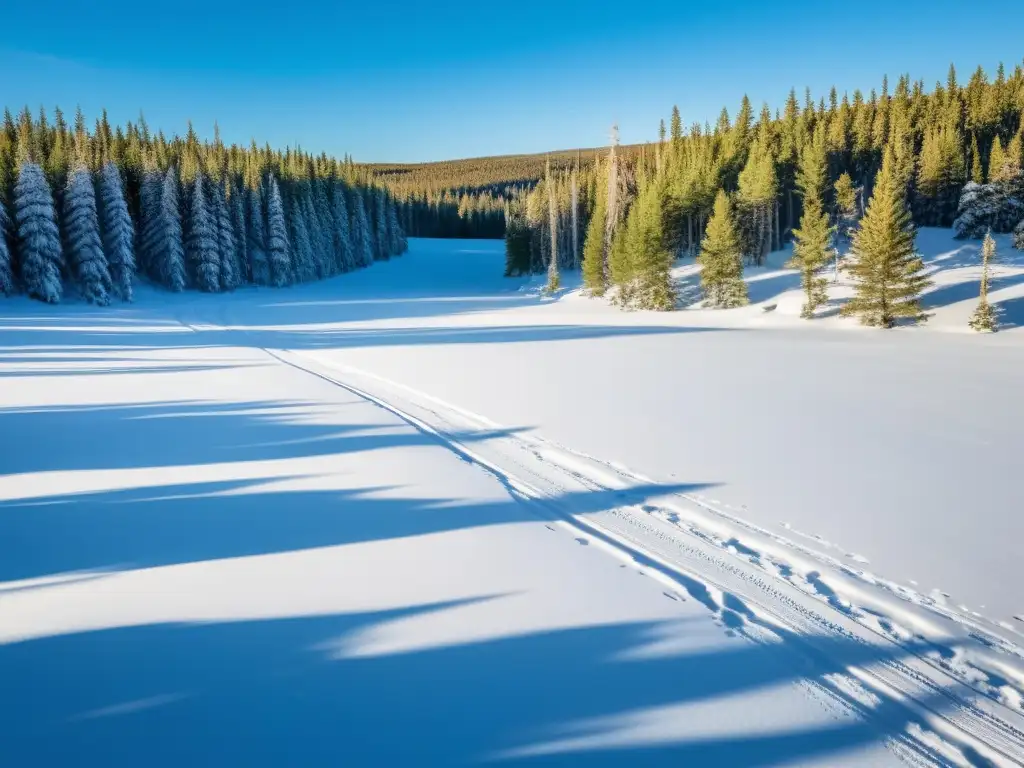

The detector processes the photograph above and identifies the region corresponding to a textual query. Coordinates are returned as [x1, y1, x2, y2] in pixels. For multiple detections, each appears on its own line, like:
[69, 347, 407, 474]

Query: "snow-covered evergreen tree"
[98, 162, 135, 301]
[699, 190, 748, 308]
[213, 179, 236, 291]
[0, 204, 14, 295]
[289, 194, 316, 282]
[186, 174, 220, 292]
[373, 188, 389, 260]
[138, 156, 164, 280]
[386, 194, 406, 256]
[1014, 218, 1024, 251]
[248, 183, 270, 285]
[953, 182, 998, 238]
[229, 182, 248, 284]
[331, 183, 354, 272]
[351, 190, 374, 268]
[15, 161, 63, 303]
[266, 176, 291, 287]
[312, 179, 334, 276]
[969, 231, 998, 332]
[158, 167, 186, 291]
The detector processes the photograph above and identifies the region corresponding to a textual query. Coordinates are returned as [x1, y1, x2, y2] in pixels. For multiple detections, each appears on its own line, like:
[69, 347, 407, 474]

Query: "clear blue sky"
[2, 0, 1022, 163]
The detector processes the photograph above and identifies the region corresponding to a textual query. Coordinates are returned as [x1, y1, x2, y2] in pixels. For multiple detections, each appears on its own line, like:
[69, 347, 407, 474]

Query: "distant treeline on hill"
[362, 146, 646, 239]
[0, 107, 407, 305]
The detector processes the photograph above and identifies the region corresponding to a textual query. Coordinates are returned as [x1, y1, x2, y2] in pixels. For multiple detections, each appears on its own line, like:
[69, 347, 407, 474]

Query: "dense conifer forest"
[0, 107, 407, 305]
[496, 62, 1024, 324]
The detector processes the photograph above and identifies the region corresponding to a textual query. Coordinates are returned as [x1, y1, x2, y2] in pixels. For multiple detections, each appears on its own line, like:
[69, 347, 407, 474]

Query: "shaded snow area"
[1, 234, 1022, 766]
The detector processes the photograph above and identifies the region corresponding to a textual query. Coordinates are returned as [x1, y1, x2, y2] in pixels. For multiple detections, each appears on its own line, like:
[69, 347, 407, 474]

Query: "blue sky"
[2, 0, 1022, 163]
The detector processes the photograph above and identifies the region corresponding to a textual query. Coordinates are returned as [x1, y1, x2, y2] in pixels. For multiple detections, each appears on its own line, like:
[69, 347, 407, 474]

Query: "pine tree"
[98, 162, 135, 301]
[229, 182, 248, 284]
[15, 162, 63, 303]
[788, 134, 833, 317]
[1012, 218, 1024, 251]
[248, 183, 270, 285]
[331, 183, 355, 272]
[968, 231, 998, 331]
[214, 179, 236, 290]
[581, 174, 607, 295]
[138, 155, 163, 279]
[157, 167, 186, 291]
[289, 194, 316, 282]
[503, 201, 531, 277]
[266, 176, 291, 286]
[351, 190, 374, 268]
[842, 148, 930, 327]
[699, 190, 748, 307]
[386, 194, 406, 256]
[627, 176, 676, 310]
[186, 174, 220, 292]
[373, 188, 389, 261]
[0, 203, 14, 295]
[970, 134, 984, 183]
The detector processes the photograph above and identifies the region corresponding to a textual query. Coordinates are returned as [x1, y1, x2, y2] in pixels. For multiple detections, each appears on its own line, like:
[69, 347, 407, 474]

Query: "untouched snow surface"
[1, 231, 1023, 766]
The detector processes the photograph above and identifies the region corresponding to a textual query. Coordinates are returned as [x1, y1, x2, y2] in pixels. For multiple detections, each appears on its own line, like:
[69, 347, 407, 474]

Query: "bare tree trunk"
[687, 213, 694, 258]
[571, 167, 579, 269]
[547, 161, 559, 286]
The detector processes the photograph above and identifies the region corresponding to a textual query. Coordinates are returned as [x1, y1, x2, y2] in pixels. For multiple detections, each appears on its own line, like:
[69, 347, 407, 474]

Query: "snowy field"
[1, 233, 1023, 766]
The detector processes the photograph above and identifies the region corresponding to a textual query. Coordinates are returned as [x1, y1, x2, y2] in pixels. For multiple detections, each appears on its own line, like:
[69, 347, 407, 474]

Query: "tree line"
[0, 107, 407, 305]
[505, 61, 1024, 328]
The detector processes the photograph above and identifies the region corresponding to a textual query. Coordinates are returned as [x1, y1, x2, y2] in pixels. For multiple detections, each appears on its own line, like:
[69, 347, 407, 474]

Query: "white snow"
[1, 231, 1023, 765]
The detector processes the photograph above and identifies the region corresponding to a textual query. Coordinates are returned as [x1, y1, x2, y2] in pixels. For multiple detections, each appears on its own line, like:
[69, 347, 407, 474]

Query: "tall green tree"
[699, 190, 748, 307]
[842, 147, 930, 327]
[788, 133, 833, 317]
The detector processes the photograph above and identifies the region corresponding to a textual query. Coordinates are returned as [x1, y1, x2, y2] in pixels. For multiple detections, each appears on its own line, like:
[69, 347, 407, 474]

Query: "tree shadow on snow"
[0, 598, 953, 767]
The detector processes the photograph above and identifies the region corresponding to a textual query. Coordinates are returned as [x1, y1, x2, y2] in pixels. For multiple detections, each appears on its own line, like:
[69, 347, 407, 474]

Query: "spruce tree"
[214, 179, 236, 290]
[790, 195, 832, 317]
[98, 162, 135, 301]
[699, 190, 748, 307]
[373, 188, 389, 261]
[0, 203, 13, 295]
[248, 183, 270, 285]
[229, 182, 248, 284]
[351, 190, 374, 268]
[138, 155, 163, 279]
[158, 167, 186, 291]
[15, 161, 63, 303]
[627, 177, 675, 310]
[331, 183, 355, 272]
[581, 179, 608, 295]
[186, 174, 220, 292]
[386, 194, 406, 256]
[970, 135, 984, 184]
[788, 134, 833, 317]
[968, 231, 998, 332]
[289, 194, 316, 282]
[266, 176, 291, 286]
[842, 147, 931, 327]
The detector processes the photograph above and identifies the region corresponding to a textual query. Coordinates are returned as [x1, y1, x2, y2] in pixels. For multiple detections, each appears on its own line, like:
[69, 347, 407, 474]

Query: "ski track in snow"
[185, 287, 1024, 768]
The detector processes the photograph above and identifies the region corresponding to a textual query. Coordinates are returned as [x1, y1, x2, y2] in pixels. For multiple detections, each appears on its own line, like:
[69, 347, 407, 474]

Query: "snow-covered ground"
[1, 231, 1023, 765]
